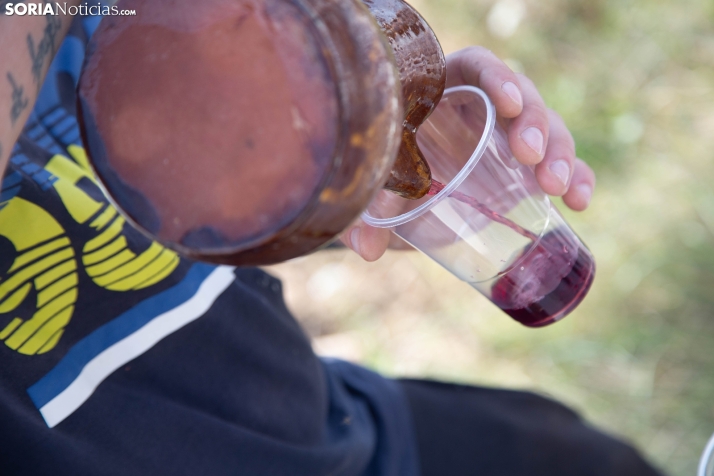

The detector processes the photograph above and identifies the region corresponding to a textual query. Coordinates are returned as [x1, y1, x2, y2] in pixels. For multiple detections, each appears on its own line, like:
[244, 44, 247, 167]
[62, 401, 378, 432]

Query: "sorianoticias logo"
[3, 3, 136, 16]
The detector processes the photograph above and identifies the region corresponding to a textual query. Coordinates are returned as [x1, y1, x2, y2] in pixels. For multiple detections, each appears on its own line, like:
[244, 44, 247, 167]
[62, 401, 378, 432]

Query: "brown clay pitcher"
[77, 0, 445, 265]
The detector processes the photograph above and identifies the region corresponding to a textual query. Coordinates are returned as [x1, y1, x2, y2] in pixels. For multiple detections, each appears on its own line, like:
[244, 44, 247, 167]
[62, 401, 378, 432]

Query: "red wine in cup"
[428, 180, 595, 327]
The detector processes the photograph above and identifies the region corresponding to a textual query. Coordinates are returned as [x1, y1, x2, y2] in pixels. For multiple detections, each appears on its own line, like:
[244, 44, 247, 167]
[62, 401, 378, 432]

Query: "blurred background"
[267, 1, 714, 474]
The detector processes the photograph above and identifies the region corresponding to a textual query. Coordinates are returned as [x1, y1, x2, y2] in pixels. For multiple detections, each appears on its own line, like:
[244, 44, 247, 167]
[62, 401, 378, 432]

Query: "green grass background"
[268, 1, 714, 474]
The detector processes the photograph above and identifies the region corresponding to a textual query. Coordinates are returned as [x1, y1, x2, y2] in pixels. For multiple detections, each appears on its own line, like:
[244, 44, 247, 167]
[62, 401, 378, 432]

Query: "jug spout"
[364, 0, 446, 199]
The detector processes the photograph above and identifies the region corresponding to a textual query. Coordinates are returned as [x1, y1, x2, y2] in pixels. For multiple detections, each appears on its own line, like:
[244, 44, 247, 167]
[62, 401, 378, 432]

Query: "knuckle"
[574, 157, 590, 170]
[522, 100, 548, 120]
[556, 131, 573, 148]
[547, 108, 563, 123]
[552, 137, 576, 159]
[462, 45, 491, 58]
[515, 72, 535, 87]
[463, 46, 504, 71]
[572, 160, 595, 182]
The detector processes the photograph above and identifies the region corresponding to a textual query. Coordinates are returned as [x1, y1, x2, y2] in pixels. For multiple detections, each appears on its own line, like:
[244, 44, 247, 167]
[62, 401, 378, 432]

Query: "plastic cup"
[699, 432, 714, 476]
[362, 85, 595, 327]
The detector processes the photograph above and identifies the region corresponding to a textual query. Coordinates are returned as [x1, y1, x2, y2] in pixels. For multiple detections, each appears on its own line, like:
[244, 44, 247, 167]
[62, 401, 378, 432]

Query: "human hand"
[340, 46, 596, 261]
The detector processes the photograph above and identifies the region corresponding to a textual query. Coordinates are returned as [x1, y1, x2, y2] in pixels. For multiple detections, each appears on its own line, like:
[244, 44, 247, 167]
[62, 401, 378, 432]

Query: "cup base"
[489, 230, 596, 328]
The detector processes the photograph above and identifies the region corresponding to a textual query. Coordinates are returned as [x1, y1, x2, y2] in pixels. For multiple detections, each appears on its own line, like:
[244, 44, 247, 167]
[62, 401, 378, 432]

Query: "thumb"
[340, 221, 391, 262]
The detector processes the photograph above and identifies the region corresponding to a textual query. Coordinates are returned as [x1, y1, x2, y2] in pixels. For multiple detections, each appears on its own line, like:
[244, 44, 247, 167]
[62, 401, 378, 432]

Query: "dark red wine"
[428, 179, 595, 327]
[490, 229, 595, 327]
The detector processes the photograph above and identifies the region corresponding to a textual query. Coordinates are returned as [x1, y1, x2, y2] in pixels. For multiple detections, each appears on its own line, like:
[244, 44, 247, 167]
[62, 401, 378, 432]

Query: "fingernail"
[520, 127, 544, 156]
[549, 160, 570, 187]
[576, 184, 593, 206]
[501, 81, 522, 107]
[350, 228, 362, 256]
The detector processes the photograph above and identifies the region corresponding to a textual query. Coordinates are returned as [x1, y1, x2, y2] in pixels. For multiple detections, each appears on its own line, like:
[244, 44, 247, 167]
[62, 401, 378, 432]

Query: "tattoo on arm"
[26, 15, 61, 87]
[7, 73, 29, 125]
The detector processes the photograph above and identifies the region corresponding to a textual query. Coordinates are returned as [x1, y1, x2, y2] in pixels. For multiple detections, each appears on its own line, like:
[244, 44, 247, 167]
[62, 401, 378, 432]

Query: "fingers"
[562, 158, 595, 211]
[534, 110, 575, 196]
[339, 220, 391, 262]
[446, 49, 550, 166]
[446, 47, 523, 118]
[507, 74, 549, 166]
[444, 47, 595, 212]
[534, 109, 595, 210]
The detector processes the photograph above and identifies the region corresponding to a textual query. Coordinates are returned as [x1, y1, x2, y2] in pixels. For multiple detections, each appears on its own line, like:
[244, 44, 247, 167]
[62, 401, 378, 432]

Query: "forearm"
[0, 4, 81, 172]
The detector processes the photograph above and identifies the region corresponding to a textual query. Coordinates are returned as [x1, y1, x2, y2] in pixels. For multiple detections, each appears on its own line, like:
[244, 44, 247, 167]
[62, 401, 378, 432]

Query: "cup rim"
[699, 432, 714, 476]
[362, 85, 496, 228]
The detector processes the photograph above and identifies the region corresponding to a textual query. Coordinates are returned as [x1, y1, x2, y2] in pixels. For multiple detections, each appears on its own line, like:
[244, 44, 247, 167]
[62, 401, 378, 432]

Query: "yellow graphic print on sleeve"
[0, 145, 179, 355]
[46, 146, 179, 292]
[4, 18, 233, 431]
[0, 197, 78, 355]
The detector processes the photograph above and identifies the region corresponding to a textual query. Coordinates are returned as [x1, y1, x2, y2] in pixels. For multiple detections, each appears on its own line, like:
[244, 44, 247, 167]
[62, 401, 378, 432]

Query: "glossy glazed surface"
[79, 0, 402, 265]
[364, 0, 446, 199]
[80, 0, 337, 247]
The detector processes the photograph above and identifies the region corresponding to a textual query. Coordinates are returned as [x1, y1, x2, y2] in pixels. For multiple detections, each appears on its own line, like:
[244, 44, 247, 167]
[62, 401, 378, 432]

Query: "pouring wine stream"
[427, 179, 540, 242]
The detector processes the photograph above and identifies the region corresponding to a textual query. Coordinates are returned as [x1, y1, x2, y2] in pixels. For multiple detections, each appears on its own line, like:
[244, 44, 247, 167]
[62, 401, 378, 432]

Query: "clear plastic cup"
[700, 432, 714, 476]
[362, 85, 595, 327]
